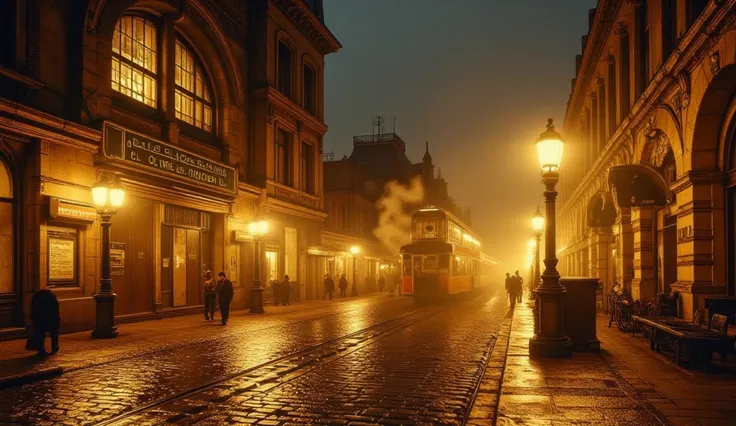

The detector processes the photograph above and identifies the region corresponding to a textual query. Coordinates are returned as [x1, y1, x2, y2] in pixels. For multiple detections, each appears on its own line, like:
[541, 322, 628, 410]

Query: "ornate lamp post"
[350, 246, 360, 296]
[529, 119, 572, 357]
[91, 172, 125, 339]
[531, 207, 544, 300]
[248, 219, 269, 313]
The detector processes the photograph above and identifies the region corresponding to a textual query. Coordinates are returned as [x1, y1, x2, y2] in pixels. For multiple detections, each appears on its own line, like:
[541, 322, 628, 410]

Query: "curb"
[0, 366, 64, 390]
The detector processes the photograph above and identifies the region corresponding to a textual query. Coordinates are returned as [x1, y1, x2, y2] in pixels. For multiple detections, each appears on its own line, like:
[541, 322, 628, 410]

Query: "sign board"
[233, 231, 254, 243]
[48, 227, 76, 282]
[49, 198, 97, 223]
[103, 122, 237, 195]
[110, 242, 126, 276]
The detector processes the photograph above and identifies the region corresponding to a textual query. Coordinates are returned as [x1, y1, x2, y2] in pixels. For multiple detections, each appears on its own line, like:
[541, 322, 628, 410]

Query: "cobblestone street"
[0, 291, 508, 425]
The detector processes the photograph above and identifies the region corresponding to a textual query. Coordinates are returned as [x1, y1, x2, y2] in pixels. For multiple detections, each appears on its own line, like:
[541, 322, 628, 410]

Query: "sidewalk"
[0, 294, 389, 388]
[491, 299, 736, 426]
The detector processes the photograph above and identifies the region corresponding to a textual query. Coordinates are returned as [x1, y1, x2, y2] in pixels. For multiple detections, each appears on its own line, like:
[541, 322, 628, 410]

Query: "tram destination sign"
[103, 122, 236, 195]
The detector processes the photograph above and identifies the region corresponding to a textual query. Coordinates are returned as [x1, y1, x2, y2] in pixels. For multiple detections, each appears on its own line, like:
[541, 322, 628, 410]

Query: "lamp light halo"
[535, 118, 564, 173]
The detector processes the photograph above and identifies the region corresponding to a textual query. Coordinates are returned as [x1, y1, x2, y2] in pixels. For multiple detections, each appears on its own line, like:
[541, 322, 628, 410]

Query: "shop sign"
[49, 198, 97, 223]
[103, 122, 236, 195]
[110, 242, 125, 276]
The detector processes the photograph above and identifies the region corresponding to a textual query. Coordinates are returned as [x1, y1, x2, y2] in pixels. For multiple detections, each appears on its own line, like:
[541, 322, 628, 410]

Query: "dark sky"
[322, 0, 596, 271]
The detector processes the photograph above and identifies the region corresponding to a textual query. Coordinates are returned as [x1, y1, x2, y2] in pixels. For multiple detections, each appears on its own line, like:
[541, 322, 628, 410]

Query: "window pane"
[112, 16, 157, 106]
[173, 39, 214, 132]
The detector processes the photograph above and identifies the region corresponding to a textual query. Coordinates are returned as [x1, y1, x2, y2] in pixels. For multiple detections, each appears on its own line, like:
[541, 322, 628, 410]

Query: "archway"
[0, 154, 16, 328]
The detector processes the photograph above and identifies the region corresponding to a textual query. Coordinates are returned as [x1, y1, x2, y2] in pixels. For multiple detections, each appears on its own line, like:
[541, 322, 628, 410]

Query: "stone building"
[556, 0, 736, 320]
[318, 128, 468, 292]
[0, 0, 340, 335]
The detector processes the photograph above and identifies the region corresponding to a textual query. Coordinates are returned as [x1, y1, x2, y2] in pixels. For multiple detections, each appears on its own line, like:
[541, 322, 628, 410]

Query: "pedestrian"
[27, 288, 60, 356]
[216, 271, 234, 325]
[514, 270, 524, 303]
[324, 274, 335, 300]
[203, 270, 217, 321]
[396, 272, 402, 296]
[280, 275, 291, 306]
[338, 274, 348, 297]
[505, 272, 517, 309]
[378, 275, 386, 294]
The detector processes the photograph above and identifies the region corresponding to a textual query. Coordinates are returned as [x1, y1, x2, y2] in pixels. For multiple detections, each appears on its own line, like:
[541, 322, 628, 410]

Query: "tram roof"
[413, 207, 481, 241]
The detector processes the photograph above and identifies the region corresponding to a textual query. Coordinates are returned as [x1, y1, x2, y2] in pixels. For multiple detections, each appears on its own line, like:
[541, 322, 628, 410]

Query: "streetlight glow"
[532, 207, 544, 234]
[350, 246, 360, 255]
[535, 118, 564, 173]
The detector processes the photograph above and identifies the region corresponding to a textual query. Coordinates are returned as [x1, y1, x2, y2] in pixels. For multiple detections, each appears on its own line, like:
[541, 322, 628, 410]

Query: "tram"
[400, 206, 493, 300]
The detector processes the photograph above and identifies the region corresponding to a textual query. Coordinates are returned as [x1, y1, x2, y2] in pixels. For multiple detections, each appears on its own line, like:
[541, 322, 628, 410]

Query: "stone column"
[591, 227, 613, 291]
[632, 206, 656, 300]
[671, 171, 726, 320]
[587, 234, 597, 279]
[615, 207, 634, 292]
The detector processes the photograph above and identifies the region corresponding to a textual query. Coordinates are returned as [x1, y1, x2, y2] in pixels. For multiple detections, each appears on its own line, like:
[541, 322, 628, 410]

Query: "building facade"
[557, 0, 736, 320]
[0, 0, 340, 335]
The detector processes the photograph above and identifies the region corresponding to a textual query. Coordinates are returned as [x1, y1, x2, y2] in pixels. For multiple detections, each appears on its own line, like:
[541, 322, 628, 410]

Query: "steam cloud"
[373, 176, 425, 254]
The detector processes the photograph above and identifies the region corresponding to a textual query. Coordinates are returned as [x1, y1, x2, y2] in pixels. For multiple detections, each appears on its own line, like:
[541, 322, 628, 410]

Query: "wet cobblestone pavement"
[0, 291, 507, 425]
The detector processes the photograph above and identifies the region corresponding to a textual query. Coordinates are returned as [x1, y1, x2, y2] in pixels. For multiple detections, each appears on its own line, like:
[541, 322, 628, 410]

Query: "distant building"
[316, 123, 469, 290]
[556, 0, 734, 320]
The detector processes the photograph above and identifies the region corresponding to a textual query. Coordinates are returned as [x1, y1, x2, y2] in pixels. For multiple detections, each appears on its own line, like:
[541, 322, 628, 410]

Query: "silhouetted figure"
[272, 280, 281, 306]
[216, 272, 234, 325]
[203, 270, 217, 321]
[514, 270, 524, 303]
[324, 274, 335, 300]
[505, 272, 517, 309]
[28, 289, 60, 356]
[378, 275, 386, 294]
[280, 275, 291, 306]
[338, 274, 348, 297]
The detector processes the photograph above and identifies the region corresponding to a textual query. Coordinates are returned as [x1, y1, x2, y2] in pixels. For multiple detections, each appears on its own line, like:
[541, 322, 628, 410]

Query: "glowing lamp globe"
[91, 185, 108, 209]
[350, 246, 360, 255]
[532, 207, 544, 233]
[536, 118, 564, 174]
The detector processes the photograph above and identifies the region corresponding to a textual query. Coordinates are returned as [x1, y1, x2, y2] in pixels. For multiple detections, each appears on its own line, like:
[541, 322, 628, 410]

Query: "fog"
[324, 0, 594, 276]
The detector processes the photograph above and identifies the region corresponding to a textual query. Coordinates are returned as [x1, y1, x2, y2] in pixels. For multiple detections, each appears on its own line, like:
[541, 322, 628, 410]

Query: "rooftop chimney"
[588, 8, 596, 31]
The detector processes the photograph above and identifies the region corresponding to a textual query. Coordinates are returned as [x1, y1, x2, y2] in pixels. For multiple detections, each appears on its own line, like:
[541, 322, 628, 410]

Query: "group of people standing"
[272, 275, 292, 306]
[505, 271, 524, 309]
[203, 270, 234, 325]
[322, 273, 349, 299]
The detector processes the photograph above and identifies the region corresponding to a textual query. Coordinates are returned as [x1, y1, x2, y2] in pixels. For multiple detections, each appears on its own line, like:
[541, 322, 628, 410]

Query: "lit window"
[112, 16, 157, 107]
[175, 40, 213, 132]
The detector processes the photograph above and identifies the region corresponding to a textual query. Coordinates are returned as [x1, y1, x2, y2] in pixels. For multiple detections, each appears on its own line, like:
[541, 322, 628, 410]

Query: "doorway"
[0, 157, 16, 328]
[160, 205, 213, 308]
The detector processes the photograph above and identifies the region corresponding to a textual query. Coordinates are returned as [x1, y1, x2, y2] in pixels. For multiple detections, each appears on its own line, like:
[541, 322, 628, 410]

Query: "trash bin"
[561, 277, 601, 352]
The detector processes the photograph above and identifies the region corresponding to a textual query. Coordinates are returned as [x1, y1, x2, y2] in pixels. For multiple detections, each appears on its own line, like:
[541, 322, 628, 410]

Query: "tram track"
[96, 291, 493, 426]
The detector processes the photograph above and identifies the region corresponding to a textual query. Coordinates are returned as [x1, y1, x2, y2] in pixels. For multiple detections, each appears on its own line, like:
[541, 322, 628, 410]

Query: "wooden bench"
[632, 315, 733, 367]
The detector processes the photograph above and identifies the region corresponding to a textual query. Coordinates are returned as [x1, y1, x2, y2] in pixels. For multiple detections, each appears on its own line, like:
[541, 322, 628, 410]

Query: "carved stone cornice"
[252, 86, 328, 136]
[271, 0, 342, 55]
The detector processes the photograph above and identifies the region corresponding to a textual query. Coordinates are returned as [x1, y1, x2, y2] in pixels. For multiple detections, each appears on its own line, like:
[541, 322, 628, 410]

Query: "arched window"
[112, 16, 157, 107]
[175, 40, 213, 132]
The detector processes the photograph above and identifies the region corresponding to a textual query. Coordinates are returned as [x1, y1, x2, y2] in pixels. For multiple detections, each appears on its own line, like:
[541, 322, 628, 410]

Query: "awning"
[608, 164, 673, 208]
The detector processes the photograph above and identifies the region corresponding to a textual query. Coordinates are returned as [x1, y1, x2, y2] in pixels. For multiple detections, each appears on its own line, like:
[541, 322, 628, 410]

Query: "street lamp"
[531, 207, 544, 300]
[529, 118, 572, 357]
[248, 219, 269, 313]
[91, 172, 125, 339]
[350, 246, 360, 296]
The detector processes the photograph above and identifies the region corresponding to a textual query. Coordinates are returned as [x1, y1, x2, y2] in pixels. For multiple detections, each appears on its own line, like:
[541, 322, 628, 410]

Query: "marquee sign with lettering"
[49, 197, 97, 224]
[103, 122, 237, 195]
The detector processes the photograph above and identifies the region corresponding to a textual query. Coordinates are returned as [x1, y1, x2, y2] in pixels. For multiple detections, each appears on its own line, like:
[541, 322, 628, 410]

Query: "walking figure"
[27, 289, 60, 356]
[324, 274, 335, 300]
[514, 270, 524, 303]
[505, 272, 518, 309]
[378, 275, 386, 294]
[216, 272, 234, 325]
[280, 275, 291, 306]
[203, 270, 217, 321]
[338, 274, 348, 297]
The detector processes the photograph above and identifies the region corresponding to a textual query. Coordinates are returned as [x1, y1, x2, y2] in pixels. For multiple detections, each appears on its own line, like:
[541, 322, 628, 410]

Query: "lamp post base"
[250, 287, 265, 313]
[351, 285, 358, 297]
[529, 335, 572, 357]
[529, 285, 572, 357]
[91, 292, 118, 339]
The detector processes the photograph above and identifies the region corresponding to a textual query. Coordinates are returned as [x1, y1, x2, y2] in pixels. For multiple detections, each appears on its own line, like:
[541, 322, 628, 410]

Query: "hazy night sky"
[322, 0, 596, 272]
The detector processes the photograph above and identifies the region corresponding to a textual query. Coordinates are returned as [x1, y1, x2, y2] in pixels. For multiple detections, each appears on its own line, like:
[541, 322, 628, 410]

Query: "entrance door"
[173, 228, 188, 306]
